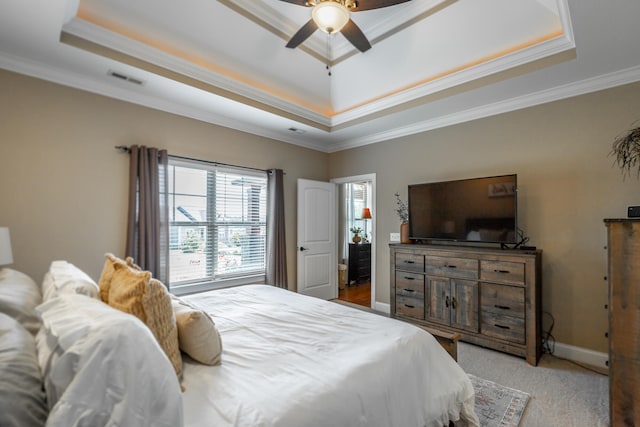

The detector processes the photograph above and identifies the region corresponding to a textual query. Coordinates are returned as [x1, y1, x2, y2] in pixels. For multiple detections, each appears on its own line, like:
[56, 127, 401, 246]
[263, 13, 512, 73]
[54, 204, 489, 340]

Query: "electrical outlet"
[390, 232, 400, 242]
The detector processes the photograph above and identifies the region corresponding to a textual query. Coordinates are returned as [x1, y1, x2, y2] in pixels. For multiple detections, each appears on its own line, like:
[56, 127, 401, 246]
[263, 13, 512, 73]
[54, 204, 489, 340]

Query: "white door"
[297, 179, 337, 300]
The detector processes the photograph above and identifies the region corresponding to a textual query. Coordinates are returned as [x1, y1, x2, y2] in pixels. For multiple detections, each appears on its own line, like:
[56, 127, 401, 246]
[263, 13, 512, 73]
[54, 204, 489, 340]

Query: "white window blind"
[168, 159, 267, 289]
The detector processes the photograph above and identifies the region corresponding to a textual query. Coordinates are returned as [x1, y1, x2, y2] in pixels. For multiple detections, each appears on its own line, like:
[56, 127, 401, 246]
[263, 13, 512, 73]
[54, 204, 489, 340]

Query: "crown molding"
[329, 63, 640, 152]
[221, 0, 447, 63]
[0, 50, 331, 152]
[331, 0, 576, 126]
[62, 18, 332, 129]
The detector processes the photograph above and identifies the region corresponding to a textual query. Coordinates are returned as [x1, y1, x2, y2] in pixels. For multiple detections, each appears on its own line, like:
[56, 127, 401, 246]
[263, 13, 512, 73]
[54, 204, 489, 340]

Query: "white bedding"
[182, 285, 478, 427]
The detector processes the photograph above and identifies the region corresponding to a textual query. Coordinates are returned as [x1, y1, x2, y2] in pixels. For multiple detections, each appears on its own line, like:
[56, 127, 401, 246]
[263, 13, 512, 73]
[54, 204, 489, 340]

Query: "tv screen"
[408, 174, 517, 244]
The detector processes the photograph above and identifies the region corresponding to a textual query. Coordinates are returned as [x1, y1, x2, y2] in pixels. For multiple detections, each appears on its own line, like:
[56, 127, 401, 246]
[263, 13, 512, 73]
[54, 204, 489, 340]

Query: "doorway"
[331, 174, 376, 308]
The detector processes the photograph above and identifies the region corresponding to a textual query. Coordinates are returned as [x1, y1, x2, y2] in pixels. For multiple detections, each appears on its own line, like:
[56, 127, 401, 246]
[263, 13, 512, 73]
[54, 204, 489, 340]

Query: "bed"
[0, 260, 479, 427]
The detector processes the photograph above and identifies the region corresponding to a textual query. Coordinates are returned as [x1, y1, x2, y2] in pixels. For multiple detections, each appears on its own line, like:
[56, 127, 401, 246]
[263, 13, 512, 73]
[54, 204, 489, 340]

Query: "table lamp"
[0, 227, 14, 269]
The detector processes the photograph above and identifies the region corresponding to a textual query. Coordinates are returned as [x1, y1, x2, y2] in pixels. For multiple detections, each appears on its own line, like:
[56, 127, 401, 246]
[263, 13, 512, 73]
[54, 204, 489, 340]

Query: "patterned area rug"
[469, 374, 530, 427]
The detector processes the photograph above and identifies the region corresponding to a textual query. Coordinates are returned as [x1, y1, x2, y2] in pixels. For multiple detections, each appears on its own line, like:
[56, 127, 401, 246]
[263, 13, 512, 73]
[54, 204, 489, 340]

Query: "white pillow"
[171, 294, 222, 365]
[0, 268, 42, 334]
[42, 261, 99, 301]
[36, 294, 184, 427]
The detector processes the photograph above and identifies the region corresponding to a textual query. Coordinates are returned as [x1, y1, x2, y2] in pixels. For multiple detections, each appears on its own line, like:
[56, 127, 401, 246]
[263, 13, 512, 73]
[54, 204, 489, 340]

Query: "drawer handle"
[404, 276, 415, 280]
[445, 295, 450, 308]
[404, 304, 415, 309]
[446, 265, 457, 269]
[494, 269, 510, 274]
[494, 304, 511, 310]
[404, 260, 416, 264]
[494, 324, 510, 330]
[403, 288, 415, 293]
[451, 297, 457, 310]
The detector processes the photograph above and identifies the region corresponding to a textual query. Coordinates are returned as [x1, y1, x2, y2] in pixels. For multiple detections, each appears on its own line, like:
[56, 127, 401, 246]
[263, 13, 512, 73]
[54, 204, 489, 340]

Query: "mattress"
[181, 285, 478, 427]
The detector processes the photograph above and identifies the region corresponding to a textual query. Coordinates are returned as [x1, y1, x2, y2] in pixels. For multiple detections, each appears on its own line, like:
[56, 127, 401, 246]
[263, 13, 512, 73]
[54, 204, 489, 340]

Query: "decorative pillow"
[97, 253, 127, 303]
[42, 261, 99, 301]
[171, 294, 223, 365]
[0, 313, 48, 427]
[36, 295, 183, 427]
[107, 263, 182, 378]
[0, 268, 42, 335]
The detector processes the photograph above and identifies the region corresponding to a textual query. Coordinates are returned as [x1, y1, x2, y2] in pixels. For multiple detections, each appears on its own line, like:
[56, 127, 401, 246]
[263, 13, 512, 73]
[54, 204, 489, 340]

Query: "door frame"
[331, 173, 376, 309]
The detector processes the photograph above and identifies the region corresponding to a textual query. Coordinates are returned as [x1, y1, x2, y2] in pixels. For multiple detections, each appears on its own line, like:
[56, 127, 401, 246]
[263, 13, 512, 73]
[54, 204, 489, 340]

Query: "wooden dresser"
[390, 244, 542, 365]
[605, 219, 640, 426]
[348, 243, 371, 285]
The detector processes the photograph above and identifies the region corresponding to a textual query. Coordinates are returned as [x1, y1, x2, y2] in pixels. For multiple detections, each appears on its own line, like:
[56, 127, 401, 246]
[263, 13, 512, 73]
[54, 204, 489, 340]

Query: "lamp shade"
[361, 208, 372, 219]
[0, 227, 13, 266]
[312, 2, 350, 34]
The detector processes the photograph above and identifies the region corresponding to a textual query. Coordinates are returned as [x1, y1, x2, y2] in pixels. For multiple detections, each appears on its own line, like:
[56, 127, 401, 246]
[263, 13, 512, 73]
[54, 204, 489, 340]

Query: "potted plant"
[350, 226, 363, 243]
[394, 192, 410, 243]
[611, 122, 640, 179]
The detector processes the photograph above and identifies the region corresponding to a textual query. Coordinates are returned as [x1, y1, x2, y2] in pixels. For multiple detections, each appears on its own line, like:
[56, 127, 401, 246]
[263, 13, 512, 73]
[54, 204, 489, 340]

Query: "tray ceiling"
[2, 0, 640, 151]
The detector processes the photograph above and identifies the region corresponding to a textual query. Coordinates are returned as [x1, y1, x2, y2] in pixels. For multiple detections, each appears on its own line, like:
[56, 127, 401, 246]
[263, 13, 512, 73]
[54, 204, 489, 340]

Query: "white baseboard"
[553, 342, 609, 371]
[374, 302, 390, 314]
[374, 301, 608, 371]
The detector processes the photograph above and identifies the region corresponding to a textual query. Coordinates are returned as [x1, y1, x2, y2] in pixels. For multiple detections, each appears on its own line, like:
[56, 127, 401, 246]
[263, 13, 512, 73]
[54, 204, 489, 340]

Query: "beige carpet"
[457, 342, 609, 427]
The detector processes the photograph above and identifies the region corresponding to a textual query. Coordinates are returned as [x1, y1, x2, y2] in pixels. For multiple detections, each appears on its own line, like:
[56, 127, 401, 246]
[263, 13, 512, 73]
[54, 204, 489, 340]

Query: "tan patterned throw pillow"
[97, 253, 128, 303]
[107, 263, 182, 379]
[171, 295, 223, 366]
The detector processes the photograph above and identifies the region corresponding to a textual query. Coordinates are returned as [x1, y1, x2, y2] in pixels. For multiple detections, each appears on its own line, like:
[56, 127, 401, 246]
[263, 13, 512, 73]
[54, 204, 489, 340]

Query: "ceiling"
[1, 0, 640, 152]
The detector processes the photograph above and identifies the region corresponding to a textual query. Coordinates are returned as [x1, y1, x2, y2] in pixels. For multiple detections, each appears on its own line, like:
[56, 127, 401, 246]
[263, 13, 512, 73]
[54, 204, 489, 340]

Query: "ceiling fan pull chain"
[326, 33, 332, 76]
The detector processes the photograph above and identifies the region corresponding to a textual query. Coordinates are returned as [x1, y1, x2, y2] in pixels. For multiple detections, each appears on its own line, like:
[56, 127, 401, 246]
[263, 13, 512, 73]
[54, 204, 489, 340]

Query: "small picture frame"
[488, 182, 515, 197]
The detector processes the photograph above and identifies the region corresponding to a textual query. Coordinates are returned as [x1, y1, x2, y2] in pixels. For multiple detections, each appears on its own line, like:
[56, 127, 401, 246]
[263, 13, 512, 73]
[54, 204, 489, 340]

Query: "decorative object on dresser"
[0, 227, 13, 268]
[393, 192, 410, 244]
[348, 242, 371, 285]
[604, 218, 640, 426]
[390, 243, 542, 366]
[350, 226, 363, 243]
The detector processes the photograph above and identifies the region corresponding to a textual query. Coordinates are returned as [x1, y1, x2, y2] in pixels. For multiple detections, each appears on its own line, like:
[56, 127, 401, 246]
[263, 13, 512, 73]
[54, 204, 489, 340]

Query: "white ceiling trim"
[330, 63, 640, 152]
[62, 18, 332, 128]
[331, 28, 576, 126]
[223, 0, 448, 63]
[3, 45, 640, 155]
[0, 49, 330, 152]
[63, 0, 576, 131]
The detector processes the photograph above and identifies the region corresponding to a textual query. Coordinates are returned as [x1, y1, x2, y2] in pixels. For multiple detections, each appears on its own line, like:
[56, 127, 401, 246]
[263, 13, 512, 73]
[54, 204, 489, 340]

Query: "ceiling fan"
[281, 0, 412, 53]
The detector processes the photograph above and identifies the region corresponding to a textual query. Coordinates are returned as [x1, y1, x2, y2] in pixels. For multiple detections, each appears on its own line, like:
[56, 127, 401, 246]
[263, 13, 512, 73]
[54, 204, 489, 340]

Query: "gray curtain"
[125, 145, 169, 285]
[266, 169, 287, 288]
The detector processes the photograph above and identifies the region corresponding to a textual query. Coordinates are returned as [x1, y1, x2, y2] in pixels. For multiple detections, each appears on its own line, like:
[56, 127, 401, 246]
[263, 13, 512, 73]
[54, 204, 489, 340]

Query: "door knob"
[299, 246, 309, 252]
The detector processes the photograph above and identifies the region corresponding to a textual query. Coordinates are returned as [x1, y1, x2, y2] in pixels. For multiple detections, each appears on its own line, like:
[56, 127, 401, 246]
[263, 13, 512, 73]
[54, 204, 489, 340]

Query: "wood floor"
[338, 281, 371, 307]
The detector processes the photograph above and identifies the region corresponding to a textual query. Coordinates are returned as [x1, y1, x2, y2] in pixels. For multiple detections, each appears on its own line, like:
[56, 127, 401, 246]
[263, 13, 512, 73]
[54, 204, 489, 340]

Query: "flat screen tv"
[408, 174, 517, 244]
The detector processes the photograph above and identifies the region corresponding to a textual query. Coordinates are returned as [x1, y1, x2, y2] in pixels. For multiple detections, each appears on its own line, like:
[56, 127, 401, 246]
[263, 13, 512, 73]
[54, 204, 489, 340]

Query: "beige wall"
[329, 80, 640, 353]
[0, 69, 328, 288]
[3, 67, 640, 354]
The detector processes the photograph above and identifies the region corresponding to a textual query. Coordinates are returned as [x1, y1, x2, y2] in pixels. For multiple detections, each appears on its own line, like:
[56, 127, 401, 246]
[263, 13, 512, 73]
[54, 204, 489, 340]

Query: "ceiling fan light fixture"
[312, 2, 350, 34]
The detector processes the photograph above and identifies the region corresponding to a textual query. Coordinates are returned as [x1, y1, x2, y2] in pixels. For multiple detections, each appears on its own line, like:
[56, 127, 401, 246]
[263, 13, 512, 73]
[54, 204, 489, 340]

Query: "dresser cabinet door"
[451, 279, 479, 332]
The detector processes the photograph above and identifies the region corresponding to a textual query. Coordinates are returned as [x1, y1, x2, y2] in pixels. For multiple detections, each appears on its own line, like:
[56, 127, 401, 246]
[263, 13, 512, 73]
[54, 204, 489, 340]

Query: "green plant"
[350, 226, 363, 235]
[611, 122, 640, 179]
[181, 230, 203, 253]
[394, 192, 409, 223]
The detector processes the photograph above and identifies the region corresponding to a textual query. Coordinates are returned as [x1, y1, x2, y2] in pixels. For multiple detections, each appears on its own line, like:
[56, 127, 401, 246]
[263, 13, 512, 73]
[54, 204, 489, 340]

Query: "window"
[168, 159, 267, 291]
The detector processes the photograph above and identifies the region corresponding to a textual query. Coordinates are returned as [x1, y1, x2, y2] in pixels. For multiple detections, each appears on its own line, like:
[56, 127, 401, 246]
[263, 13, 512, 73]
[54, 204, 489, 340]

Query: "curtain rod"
[114, 145, 281, 174]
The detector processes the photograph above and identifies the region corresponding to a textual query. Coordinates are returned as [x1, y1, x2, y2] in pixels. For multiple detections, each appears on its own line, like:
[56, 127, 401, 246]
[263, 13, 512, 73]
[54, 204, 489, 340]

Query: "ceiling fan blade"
[276, 0, 309, 6]
[341, 19, 372, 52]
[286, 19, 319, 49]
[352, 0, 412, 12]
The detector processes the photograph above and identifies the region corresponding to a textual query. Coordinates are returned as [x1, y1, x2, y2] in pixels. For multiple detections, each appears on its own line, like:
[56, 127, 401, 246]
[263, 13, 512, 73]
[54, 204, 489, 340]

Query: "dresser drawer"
[396, 271, 424, 291]
[425, 256, 478, 280]
[481, 282, 525, 318]
[396, 295, 424, 319]
[481, 313, 525, 344]
[395, 252, 424, 272]
[480, 260, 525, 285]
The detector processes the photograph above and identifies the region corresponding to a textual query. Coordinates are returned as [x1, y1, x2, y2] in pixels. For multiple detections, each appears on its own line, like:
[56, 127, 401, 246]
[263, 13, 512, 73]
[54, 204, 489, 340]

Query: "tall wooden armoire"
[605, 219, 640, 426]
